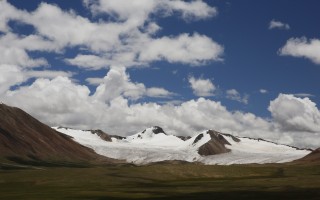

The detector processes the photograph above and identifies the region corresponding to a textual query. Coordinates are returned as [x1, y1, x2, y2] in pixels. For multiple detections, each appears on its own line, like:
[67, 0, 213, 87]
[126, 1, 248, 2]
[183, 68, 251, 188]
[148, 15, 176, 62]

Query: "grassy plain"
[0, 162, 320, 199]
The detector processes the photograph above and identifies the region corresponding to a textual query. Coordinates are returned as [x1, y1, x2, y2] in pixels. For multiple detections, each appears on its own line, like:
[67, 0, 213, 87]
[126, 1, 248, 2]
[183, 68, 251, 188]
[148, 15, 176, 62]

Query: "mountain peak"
[141, 126, 166, 135]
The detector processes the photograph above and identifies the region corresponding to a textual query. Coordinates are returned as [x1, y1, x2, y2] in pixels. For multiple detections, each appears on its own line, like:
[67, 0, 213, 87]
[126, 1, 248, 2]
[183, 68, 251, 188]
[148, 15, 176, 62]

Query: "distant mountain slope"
[297, 148, 320, 163]
[54, 126, 311, 165]
[0, 103, 116, 165]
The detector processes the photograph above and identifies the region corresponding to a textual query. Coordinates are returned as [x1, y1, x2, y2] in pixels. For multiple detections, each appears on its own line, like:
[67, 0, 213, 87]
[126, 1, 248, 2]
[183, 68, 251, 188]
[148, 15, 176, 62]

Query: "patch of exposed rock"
[197, 130, 240, 156]
[90, 130, 112, 142]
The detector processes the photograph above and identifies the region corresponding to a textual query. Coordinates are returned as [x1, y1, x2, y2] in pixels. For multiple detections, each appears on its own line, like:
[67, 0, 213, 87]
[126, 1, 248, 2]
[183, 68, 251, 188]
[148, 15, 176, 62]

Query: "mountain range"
[0, 103, 318, 166]
[54, 126, 312, 165]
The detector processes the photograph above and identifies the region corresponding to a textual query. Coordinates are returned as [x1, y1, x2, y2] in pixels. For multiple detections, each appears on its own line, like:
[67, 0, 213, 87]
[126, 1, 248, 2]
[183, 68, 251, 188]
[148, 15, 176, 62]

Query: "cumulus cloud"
[0, 64, 25, 94]
[92, 67, 174, 102]
[226, 89, 249, 104]
[138, 33, 224, 65]
[279, 37, 320, 64]
[86, 77, 104, 86]
[188, 76, 216, 97]
[146, 87, 175, 98]
[0, 0, 222, 69]
[269, 19, 290, 30]
[0, 33, 54, 67]
[0, 0, 27, 32]
[25, 70, 74, 79]
[84, 0, 217, 22]
[0, 64, 74, 95]
[3, 76, 101, 127]
[269, 94, 320, 133]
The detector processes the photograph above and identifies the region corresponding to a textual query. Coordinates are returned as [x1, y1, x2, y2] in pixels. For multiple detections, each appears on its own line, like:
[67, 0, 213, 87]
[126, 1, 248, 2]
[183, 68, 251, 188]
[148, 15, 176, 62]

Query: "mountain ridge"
[54, 126, 311, 165]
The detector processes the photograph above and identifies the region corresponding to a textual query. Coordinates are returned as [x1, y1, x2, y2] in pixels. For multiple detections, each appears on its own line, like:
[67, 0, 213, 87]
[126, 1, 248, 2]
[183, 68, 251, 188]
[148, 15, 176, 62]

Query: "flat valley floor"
[1, 162, 320, 200]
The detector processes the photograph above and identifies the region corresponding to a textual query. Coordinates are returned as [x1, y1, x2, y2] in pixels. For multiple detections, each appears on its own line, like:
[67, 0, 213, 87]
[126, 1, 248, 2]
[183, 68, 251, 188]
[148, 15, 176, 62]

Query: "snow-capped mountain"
[54, 126, 311, 165]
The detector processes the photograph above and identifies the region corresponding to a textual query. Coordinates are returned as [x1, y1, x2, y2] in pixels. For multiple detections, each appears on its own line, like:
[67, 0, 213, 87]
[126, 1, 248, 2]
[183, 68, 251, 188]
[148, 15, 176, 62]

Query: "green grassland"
[0, 162, 320, 199]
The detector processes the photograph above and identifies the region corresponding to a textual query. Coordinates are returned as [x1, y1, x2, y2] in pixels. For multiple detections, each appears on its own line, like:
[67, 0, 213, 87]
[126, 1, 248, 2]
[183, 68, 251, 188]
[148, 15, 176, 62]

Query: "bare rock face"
[151, 126, 166, 135]
[197, 130, 240, 156]
[0, 103, 117, 165]
[177, 135, 192, 141]
[90, 130, 112, 142]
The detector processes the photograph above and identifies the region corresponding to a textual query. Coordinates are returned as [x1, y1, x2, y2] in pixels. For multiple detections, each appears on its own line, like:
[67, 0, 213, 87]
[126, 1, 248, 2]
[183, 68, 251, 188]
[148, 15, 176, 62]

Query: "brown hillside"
[297, 148, 320, 163]
[0, 103, 117, 165]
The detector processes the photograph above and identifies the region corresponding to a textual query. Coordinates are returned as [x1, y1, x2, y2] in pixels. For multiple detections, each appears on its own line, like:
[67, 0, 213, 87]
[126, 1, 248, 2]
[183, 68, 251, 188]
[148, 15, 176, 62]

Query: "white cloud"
[139, 33, 224, 65]
[0, 0, 222, 69]
[269, 94, 320, 133]
[226, 89, 249, 104]
[164, 0, 218, 21]
[86, 77, 104, 86]
[269, 19, 290, 30]
[0, 64, 74, 95]
[188, 76, 215, 97]
[0, 64, 25, 94]
[146, 87, 175, 98]
[84, 0, 217, 22]
[259, 89, 268, 94]
[93, 67, 146, 102]
[279, 37, 320, 64]
[92, 67, 174, 102]
[0, 33, 54, 68]
[65, 55, 109, 70]
[0, 0, 27, 32]
[3, 76, 101, 127]
[25, 70, 74, 79]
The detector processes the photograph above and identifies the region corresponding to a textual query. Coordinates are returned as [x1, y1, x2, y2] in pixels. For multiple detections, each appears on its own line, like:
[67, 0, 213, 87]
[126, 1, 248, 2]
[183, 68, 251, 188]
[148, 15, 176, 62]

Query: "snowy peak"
[149, 126, 166, 135]
[126, 126, 166, 140]
[125, 126, 184, 147]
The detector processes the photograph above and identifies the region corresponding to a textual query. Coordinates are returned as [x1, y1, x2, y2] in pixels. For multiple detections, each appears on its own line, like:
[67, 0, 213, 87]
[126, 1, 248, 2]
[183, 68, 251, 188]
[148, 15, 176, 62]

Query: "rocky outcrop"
[147, 126, 166, 135]
[177, 135, 192, 141]
[90, 130, 112, 142]
[197, 130, 240, 156]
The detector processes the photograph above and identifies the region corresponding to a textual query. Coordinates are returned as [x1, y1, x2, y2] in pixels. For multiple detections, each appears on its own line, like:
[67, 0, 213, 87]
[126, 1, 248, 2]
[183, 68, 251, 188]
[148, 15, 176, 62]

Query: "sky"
[0, 0, 319, 149]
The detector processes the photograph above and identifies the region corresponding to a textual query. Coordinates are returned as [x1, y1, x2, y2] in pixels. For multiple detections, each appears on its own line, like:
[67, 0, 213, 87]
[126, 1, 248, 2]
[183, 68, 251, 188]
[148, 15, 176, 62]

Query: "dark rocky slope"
[197, 130, 240, 156]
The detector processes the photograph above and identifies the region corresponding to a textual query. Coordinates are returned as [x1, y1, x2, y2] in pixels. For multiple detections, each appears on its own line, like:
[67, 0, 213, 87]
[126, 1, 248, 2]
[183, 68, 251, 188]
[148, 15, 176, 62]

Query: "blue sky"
[1, 0, 319, 148]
